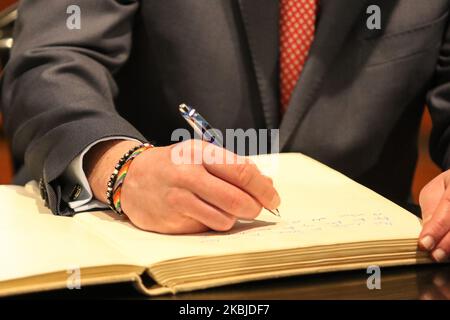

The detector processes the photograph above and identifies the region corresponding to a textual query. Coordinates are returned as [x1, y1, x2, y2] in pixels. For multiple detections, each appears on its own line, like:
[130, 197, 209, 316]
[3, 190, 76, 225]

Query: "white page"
[0, 185, 132, 282]
[74, 153, 423, 267]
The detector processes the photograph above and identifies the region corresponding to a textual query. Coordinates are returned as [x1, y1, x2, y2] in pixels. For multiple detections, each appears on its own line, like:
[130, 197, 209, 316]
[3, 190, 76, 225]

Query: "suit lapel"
[279, 0, 370, 150]
[238, 0, 280, 129]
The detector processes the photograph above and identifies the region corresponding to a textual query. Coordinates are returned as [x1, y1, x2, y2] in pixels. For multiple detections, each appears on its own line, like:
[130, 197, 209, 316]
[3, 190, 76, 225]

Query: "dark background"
[0, 0, 443, 204]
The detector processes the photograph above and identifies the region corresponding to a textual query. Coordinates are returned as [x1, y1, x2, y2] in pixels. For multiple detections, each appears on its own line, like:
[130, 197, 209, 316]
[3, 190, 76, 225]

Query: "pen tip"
[269, 208, 281, 217]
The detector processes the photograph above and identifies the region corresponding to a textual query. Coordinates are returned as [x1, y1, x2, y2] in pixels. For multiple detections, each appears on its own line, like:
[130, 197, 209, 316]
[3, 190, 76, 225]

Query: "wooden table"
[9, 264, 450, 300]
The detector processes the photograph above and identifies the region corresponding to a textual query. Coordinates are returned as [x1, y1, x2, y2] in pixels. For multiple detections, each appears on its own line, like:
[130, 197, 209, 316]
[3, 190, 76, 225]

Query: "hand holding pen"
[179, 104, 281, 217]
[85, 106, 281, 234]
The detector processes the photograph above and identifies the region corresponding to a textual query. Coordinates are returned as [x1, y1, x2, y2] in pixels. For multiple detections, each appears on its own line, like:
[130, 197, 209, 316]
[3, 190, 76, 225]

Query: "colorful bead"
[106, 143, 153, 215]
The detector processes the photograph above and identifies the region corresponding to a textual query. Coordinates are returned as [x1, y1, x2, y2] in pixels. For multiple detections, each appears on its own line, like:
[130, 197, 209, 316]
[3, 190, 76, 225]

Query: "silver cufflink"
[69, 184, 82, 201]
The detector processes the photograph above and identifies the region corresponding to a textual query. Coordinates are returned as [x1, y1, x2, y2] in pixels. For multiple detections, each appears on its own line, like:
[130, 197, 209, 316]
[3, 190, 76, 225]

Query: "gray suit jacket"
[1, 0, 450, 216]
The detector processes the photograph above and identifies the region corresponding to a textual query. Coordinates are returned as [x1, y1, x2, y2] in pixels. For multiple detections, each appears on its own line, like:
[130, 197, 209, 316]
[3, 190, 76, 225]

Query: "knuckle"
[191, 139, 204, 153]
[261, 184, 276, 203]
[247, 204, 263, 219]
[173, 217, 189, 230]
[167, 168, 182, 184]
[178, 172, 195, 187]
[418, 190, 429, 208]
[237, 163, 255, 187]
[435, 217, 449, 233]
[165, 187, 184, 209]
[223, 217, 237, 231]
[200, 139, 210, 149]
[167, 214, 190, 231]
[265, 176, 274, 186]
[420, 181, 433, 196]
[439, 239, 450, 252]
[216, 217, 236, 232]
[418, 189, 427, 204]
[129, 214, 151, 231]
[443, 191, 450, 203]
[171, 165, 197, 186]
[228, 194, 244, 213]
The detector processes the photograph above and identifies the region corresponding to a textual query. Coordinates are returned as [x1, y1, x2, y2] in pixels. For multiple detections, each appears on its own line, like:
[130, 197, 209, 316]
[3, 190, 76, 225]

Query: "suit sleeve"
[427, 15, 450, 171]
[0, 0, 147, 216]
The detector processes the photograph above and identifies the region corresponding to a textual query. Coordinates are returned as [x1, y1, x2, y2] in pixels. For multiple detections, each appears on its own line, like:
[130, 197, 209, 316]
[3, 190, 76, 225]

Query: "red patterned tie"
[279, 0, 319, 113]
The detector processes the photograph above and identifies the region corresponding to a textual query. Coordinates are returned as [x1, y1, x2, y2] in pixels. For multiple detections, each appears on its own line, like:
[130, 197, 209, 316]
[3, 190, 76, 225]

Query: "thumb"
[419, 187, 450, 252]
[419, 174, 446, 224]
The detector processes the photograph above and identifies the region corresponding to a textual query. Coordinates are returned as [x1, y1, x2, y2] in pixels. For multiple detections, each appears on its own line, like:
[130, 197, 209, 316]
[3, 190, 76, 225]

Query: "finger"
[185, 170, 263, 220]
[419, 189, 450, 251]
[419, 288, 447, 300]
[131, 209, 208, 235]
[432, 274, 450, 299]
[419, 175, 445, 223]
[168, 215, 210, 235]
[203, 152, 281, 210]
[181, 191, 237, 232]
[431, 231, 450, 262]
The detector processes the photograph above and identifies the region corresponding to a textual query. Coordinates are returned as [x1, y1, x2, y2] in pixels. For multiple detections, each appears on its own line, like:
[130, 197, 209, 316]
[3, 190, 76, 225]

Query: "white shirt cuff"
[61, 137, 142, 212]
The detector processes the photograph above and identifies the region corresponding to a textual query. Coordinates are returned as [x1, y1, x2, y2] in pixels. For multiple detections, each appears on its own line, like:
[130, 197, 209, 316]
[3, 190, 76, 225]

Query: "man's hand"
[419, 170, 450, 262]
[85, 140, 280, 234]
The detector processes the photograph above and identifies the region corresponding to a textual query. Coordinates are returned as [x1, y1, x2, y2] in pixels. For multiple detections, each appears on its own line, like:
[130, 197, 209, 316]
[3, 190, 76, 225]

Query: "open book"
[0, 153, 432, 297]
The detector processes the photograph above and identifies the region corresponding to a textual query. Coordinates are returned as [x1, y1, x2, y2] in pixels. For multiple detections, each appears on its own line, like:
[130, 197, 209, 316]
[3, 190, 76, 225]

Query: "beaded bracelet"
[106, 143, 153, 215]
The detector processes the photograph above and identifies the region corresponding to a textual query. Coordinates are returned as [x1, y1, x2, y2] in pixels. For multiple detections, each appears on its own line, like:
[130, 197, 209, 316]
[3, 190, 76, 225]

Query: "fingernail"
[420, 235, 435, 251]
[432, 248, 448, 262]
